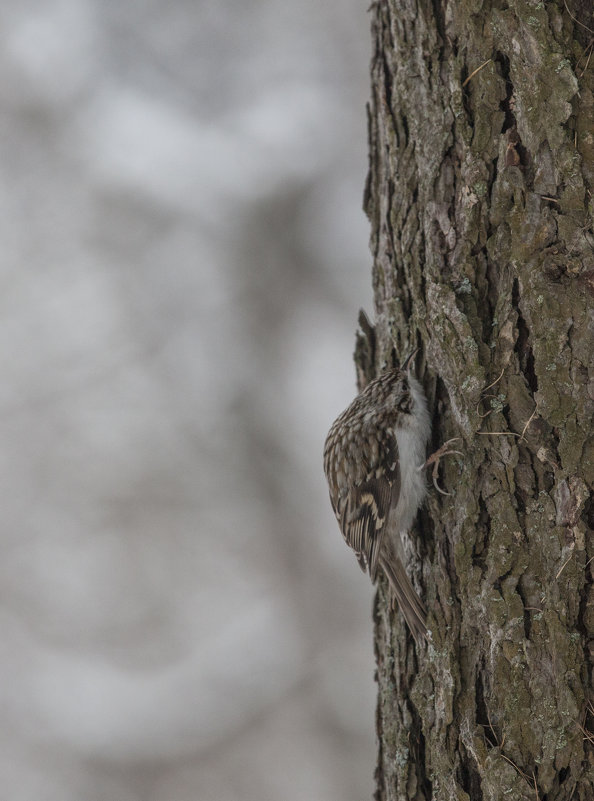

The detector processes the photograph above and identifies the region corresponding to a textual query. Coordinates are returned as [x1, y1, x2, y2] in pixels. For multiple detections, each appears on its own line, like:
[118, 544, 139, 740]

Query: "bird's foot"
[419, 438, 462, 496]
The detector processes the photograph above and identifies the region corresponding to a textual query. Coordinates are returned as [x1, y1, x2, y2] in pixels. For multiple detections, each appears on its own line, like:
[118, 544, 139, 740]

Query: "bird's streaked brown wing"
[327, 427, 400, 581]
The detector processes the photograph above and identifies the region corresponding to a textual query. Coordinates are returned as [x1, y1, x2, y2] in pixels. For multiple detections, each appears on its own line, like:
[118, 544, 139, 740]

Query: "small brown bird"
[323, 358, 431, 642]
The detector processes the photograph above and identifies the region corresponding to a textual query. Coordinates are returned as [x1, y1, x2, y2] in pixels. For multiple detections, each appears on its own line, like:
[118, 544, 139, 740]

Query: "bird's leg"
[419, 438, 462, 496]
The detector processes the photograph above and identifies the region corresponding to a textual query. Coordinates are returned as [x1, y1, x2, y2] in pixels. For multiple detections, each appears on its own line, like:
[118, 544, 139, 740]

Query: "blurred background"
[0, 1, 377, 799]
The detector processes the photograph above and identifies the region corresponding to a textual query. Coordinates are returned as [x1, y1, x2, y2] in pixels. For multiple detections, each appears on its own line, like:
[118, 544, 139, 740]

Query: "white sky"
[0, 2, 377, 799]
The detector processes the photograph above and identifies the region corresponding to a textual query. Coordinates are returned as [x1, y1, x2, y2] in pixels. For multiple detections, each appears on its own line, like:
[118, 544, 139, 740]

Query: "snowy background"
[0, 1, 377, 799]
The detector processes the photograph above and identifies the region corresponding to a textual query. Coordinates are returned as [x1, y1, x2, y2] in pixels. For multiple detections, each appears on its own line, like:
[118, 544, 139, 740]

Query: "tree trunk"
[360, 1, 594, 798]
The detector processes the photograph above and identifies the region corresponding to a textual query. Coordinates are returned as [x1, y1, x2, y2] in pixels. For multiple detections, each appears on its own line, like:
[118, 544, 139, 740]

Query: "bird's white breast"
[393, 376, 431, 533]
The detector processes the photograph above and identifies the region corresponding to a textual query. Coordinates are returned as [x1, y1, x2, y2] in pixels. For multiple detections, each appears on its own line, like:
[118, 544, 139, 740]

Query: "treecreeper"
[323, 352, 459, 641]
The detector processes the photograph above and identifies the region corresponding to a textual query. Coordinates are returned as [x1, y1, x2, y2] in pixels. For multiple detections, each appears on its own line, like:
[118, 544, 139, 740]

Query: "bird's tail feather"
[379, 550, 427, 643]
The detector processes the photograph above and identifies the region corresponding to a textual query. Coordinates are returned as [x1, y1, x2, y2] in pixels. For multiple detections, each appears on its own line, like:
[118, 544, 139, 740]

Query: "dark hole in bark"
[513, 279, 538, 393]
[458, 751, 484, 801]
[382, 56, 393, 111]
[494, 52, 515, 133]
[471, 497, 490, 580]
[558, 767, 569, 784]
[475, 668, 499, 749]
[401, 113, 409, 147]
[516, 579, 531, 640]
[408, 701, 433, 799]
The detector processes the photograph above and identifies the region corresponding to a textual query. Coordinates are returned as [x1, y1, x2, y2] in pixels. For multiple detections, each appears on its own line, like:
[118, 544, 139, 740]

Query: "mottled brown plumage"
[323, 366, 431, 641]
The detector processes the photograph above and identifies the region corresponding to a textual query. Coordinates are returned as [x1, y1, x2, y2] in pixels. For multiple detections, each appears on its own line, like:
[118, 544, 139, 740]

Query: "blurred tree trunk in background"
[359, 0, 594, 798]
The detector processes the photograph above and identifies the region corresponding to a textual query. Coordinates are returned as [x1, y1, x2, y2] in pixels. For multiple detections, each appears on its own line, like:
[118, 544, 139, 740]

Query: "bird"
[323, 354, 432, 642]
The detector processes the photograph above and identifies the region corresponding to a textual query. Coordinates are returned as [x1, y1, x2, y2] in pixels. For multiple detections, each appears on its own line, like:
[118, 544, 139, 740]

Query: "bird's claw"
[419, 438, 462, 496]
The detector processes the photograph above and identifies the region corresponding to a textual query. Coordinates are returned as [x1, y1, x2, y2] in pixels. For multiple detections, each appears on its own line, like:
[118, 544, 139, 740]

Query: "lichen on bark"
[363, 1, 593, 799]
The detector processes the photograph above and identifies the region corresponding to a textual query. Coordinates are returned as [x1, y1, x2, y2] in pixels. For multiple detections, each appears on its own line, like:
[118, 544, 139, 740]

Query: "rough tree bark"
[358, 0, 594, 799]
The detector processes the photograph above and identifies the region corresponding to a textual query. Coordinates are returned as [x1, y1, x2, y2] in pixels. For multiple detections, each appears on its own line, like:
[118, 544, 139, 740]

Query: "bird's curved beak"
[401, 348, 419, 373]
